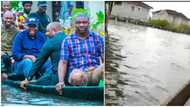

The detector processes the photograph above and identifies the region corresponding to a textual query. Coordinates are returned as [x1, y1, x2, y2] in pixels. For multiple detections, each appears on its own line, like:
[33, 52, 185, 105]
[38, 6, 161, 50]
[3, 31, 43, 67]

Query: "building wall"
[111, 2, 151, 21]
[173, 16, 189, 25]
[152, 11, 169, 21]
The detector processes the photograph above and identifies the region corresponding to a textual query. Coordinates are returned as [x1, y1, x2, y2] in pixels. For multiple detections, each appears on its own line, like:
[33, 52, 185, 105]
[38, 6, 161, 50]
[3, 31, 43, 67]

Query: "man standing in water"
[55, 14, 104, 95]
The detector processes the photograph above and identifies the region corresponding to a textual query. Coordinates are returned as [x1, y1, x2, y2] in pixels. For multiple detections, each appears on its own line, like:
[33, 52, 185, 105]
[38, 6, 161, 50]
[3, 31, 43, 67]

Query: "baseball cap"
[37, 1, 48, 7]
[26, 17, 39, 27]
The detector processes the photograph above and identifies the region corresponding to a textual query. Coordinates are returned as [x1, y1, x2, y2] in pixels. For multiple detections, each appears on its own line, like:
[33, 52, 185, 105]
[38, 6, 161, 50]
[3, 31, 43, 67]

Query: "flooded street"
[106, 20, 190, 105]
[1, 84, 102, 106]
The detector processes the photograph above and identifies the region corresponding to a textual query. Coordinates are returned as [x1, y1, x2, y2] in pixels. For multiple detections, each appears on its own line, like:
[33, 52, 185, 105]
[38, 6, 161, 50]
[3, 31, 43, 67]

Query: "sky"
[144, 2, 190, 18]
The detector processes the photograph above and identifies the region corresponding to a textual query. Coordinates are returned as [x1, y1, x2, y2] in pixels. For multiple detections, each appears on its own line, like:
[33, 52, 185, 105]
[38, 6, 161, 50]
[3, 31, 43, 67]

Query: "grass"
[148, 19, 190, 34]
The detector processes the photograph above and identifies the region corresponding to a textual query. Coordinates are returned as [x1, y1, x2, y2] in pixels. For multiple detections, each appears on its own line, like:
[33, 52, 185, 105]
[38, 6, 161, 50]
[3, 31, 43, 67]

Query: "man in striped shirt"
[56, 14, 104, 94]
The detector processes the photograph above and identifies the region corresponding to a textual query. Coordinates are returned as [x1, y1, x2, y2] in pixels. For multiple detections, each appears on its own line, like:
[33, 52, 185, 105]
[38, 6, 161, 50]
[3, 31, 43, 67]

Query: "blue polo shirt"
[12, 30, 46, 61]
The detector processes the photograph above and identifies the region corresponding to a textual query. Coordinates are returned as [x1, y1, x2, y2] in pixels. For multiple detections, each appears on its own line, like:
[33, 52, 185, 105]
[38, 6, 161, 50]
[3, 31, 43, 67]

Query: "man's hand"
[10, 57, 15, 64]
[1, 73, 8, 81]
[20, 80, 29, 90]
[55, 82, 65, 95]
[24, 55, 36, 63]
[1, 51, 5, 56]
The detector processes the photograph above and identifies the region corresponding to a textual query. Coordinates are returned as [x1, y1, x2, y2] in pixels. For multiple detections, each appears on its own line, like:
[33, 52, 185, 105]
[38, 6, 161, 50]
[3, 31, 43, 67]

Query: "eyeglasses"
[76, 21, 89, 24]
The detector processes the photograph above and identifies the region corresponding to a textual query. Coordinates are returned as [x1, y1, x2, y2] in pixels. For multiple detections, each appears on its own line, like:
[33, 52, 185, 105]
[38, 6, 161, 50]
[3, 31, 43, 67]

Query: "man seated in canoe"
[1, 3, 18, 78]
[1, 11, 19, 81]
[55, 13, 104, 94]
[19, 22, 67, 89]
[1, 11, 19, 74]
[11, 17, 51, 80]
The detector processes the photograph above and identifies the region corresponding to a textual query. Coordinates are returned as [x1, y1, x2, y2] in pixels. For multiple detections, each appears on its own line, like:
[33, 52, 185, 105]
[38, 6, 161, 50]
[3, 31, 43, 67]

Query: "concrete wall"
[152, 11, 169, 20]
[111, 2, 151, 21]
[173, 16, 188, 25]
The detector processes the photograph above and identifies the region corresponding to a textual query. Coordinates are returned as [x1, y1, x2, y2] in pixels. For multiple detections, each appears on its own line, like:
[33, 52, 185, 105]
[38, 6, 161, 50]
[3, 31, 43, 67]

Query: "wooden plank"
[166, 81, 190, 106]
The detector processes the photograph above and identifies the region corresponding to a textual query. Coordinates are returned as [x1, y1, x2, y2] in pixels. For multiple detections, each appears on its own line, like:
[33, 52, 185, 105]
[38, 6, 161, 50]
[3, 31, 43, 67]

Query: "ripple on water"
[1, 85, 103, 106]
[107, 21, 190, 105]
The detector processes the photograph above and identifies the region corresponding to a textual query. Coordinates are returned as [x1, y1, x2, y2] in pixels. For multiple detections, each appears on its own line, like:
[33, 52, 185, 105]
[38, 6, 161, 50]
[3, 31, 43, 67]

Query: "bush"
[174, 24, 190, 33]
[148, 19, 190, 34]
[148, 19, 170, 29]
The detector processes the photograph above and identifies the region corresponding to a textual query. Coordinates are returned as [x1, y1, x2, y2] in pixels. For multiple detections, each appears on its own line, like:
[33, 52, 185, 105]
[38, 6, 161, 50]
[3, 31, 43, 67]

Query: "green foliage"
[11, 1, 22, 12]
[173, 24, 190, 33]
[149, 19, 170, 29]
[91, 11, 105, 30]
[148, 19, 190, 34]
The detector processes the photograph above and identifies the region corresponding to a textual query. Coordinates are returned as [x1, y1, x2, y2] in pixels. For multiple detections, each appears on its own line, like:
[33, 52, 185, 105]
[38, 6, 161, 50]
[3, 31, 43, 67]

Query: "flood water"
[1, 84, 103, 106]
[107, 20, 190, 105]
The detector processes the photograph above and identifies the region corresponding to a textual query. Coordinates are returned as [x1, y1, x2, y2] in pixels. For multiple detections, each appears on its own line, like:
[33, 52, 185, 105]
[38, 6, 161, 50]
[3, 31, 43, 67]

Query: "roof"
[127, 1, 153, 9]
[153, 9, 190, 21]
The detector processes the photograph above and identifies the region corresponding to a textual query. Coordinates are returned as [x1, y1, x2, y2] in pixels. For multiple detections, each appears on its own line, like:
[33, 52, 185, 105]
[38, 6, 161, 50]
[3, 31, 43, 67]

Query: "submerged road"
[107, 20, 190, 105]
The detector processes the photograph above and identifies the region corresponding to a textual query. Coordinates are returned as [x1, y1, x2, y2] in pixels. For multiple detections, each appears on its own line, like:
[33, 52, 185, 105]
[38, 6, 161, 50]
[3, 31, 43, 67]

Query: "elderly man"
[29, 1, 51, 33]
[1, 11, 18, 73]
[20, 22, 67, 89]
[55, 14, 104, 95]
[11, 17, 50, 80]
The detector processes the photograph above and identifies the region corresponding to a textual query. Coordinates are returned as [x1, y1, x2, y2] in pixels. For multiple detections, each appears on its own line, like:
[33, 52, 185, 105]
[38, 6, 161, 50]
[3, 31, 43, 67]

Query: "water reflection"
[106, 20, 190, 105]
[1, 85, 102, 106]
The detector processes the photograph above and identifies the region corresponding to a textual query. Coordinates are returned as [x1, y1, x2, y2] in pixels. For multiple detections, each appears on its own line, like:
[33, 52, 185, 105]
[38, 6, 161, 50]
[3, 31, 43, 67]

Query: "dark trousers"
[1, 54, 12, 73]
[32, 70, 71, 86]
[32, 69, 58, 85]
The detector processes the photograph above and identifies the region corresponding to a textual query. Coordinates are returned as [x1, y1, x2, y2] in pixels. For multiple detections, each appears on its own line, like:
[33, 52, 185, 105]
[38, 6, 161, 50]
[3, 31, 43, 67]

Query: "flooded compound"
[106, 20, 190, 106]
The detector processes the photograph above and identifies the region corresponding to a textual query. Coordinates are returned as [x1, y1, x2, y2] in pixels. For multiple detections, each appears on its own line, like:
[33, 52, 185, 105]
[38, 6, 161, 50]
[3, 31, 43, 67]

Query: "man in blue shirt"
[12, 17, 50, 80]
[19, 22, 67, 89]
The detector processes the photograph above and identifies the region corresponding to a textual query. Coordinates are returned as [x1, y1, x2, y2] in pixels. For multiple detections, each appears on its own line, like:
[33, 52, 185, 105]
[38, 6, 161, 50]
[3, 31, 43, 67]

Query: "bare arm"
[56, 60, 68, 95]
[58, 59, 68, 83]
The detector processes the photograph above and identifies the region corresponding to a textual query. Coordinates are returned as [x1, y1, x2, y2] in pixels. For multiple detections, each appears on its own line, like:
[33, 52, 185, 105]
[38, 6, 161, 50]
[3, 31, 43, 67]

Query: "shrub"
[148, 19, 190, 34]
[174, 24, 190, 33]
[148, 19, 170, 29]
